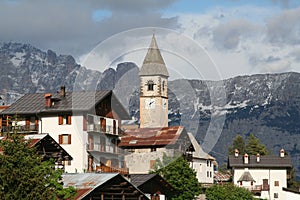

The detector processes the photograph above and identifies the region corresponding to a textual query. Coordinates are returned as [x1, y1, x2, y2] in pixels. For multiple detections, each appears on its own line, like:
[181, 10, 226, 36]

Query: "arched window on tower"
[147, 80, 154, 91]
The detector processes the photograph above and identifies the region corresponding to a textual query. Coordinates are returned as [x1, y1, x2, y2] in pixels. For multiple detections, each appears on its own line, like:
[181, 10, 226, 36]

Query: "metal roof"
[228, 155, 293, 168]
[62, 173, 119, 189]
[119, 126, 187, 147]
[129, 174, 157, 187]
[139, 35, 169, 77]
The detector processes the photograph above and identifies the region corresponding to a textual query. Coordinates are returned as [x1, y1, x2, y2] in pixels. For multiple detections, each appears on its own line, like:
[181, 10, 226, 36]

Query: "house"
[119, 34, 215, 184]
[129, 173, 177, 200]
[62, 173, 149, 200]
[228, 149, 293, 200]
[187, 132, 215, 185]
[0, 88, 130, 173]
[0, 133, 72, 170]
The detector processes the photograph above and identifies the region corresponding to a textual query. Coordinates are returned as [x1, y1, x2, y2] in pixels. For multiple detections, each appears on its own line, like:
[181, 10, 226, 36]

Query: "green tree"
[206, 183, 254, 200]
[0, 133, 76, 200]
[151, 154, 201, 200]
[245, 133, 269, 155]
[228, 133, 269, 156]
[228, 135, 246, 155]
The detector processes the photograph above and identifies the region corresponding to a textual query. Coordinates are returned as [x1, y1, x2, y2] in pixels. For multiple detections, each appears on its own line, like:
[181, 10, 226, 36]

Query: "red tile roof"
[119, 126, 187, 147]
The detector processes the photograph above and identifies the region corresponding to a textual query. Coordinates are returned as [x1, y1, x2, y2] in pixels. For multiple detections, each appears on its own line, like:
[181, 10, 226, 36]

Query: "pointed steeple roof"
[140, 34, 169, 77]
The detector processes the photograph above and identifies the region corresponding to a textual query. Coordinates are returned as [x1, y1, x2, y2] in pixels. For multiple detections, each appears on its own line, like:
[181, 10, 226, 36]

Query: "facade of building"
[228, 149, 293, 200]
[120, 35, 215, 184]
[0, 88, 129, 173]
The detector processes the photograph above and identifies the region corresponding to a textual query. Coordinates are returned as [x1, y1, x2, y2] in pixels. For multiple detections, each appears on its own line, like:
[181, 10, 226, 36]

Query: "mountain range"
[1, 42, 300, 177]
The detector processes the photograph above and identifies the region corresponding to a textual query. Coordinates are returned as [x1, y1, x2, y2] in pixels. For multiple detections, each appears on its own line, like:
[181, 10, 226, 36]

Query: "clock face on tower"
[162, 98, 167, 109]
[145, 98, 156, 109]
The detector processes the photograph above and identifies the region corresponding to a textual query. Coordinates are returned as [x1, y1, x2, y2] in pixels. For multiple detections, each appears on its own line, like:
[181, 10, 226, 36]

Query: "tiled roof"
[1, 90, 129, 119]
[119, 126, 187, 147]
[228, 155, 293, 168]
[214, 171, 231, 182]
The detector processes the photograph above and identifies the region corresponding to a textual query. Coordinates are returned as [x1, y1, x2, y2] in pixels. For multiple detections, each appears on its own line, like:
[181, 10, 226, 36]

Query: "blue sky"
[1, 0, 300, 80]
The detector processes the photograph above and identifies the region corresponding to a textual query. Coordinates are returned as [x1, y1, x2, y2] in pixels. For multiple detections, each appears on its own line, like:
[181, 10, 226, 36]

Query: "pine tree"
[228, 134, 245, 155]
[245, 133, 269, 155]
[228, 133, 269, 156]
[0, 133, 76, 200]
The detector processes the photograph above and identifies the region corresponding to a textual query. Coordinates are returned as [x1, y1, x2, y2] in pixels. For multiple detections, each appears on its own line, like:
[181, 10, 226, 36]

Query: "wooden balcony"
[96, 164, 129, 175]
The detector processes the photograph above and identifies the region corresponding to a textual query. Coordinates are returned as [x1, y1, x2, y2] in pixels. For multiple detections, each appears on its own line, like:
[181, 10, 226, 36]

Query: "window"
[59, 134, 71, 144]
[274, 181, 279, 186]
[207, 160, 209, 166]
[210, 171, 212, 177]
[274, 193, 278, 198]
[147, 80, 154, 91]
[63, 160, 71, 166]
[58, 115, 72, 125]
[207, 171, 209, 177]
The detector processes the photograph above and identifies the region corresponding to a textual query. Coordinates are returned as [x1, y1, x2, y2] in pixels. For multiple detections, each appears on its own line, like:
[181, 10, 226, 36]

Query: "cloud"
[0, 0, 179, 58]
[266, 7, 300, 45]
[260, 59, 292, 73]
[212, 19, 260, 49]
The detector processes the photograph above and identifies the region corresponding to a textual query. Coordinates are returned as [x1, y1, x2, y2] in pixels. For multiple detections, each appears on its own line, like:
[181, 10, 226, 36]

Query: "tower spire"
[139, 34, 169, 77]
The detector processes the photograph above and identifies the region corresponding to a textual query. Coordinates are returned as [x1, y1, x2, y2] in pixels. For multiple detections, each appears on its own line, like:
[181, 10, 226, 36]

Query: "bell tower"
[139, 35, 169, 128]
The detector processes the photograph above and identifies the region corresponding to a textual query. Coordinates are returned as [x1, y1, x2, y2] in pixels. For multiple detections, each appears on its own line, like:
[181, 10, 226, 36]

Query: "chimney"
[60, 85, 66, 97]
[280, 149, 285, 158]
[256, 153, 260, 162]
[234, 149, 239, 157]
[45, 93, 52, 108]
[244, 153, 249, 164]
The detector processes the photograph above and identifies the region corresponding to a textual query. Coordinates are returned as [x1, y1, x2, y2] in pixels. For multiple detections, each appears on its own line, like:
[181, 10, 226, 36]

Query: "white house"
[187, 132, 215, 185]
[0, 87, 130, 173]
[228, 149, 293, 200]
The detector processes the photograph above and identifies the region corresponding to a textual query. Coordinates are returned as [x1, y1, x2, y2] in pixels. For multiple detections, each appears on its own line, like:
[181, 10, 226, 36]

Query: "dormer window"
[147, 80, 154, 91]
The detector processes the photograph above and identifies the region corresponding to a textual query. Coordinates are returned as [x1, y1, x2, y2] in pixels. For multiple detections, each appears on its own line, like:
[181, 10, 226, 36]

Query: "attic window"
[129, 140, 137, 144]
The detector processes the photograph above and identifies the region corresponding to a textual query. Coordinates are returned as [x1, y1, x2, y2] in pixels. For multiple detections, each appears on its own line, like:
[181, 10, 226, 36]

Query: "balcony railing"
[241, 184, 269, 194]
[87, 124, 117, 135]
[86, 114, 118, 135]
[87, 143, 124, 154]
[2, 125, 38, 133]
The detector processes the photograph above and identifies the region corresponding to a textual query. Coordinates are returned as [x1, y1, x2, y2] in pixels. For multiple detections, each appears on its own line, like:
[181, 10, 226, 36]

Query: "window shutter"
[58, 135, 62, 144]
[67, 115, 72, 125]
[58, 116, 63, 125]
[68, 134, 71, 144]
[83, 115, 87, 131]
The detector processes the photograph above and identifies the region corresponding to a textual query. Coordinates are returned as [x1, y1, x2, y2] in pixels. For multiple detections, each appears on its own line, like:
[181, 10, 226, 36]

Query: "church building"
[119, 35, 215, 185]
